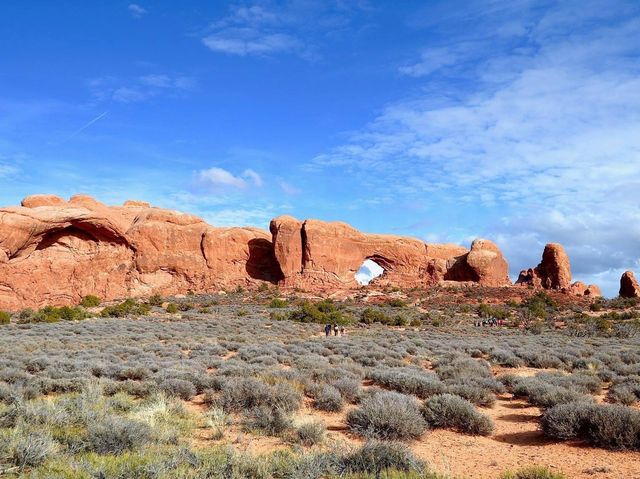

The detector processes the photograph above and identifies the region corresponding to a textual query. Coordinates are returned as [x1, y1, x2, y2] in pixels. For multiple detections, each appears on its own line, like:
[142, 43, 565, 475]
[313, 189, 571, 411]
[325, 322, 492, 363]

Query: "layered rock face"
[269, 216, 511, 289]
[620, 271, 640, 298]
[3, 195, 605, 310]
[0, 195, 280, 309]
[516, 243, 600, 296]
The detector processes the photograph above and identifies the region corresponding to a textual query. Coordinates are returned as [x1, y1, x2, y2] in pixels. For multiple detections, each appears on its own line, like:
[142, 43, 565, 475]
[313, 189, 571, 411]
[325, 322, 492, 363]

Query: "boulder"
[620, 271, 640, 298]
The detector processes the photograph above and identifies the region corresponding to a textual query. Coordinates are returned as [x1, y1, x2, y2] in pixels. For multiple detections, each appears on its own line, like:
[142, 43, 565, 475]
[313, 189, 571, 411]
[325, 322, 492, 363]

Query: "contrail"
[66, 110, 108, 140]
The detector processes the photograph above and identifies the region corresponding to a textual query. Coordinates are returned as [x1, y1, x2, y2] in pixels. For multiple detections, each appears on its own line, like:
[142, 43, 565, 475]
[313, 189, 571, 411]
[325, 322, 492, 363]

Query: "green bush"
[148, 294, 163, 307]
[361, 307, 390, 325]
[287, 300, 351, 325]
[421, 393, 494, 436]
[166, 303, 179, 314]
[386, 298, 407, 308]
[79, 295, 101, 307]
[0, 310, 10, 324]
[36, 305, 88, 322]
[101, 299, 150, 318]
[269, 298, 288, 308]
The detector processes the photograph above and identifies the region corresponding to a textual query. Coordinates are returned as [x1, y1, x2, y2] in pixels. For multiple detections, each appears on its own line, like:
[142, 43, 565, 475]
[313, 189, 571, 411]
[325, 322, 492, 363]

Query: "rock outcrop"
[619, 271, 640, 298]
[269, 216, 511, 290]
[0, 195, 280, 310]
[516, 243, 600, 297]
[2, 194, 581, 309]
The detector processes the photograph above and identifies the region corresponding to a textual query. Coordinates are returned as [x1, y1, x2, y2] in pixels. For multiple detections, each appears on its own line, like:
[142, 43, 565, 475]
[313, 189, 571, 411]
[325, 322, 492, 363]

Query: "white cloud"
[195, 167, 263, 191]
[202, 4, 301, 57]
[200, 2, 368, 58]
[278, 179, 300, 195]
[128, 4, 147, 18]
[89, 73, 194, 103]
[311, 1, 640, 296]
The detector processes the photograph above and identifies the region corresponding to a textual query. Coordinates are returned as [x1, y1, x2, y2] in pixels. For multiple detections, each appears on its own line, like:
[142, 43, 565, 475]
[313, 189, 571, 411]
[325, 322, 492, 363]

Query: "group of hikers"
[474, 317, 505, 327]
[324, 323, 346, 337]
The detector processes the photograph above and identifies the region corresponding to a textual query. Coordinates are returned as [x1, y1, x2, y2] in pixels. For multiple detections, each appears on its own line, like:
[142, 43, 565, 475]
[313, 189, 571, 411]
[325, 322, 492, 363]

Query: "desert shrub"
[219, 378, 301, 413]
[369, 367, 444, 399]
[79, 295, 101, 307]
[101, 299, 150, 317]
[346, 391, 426, 440]
[501, 465, 567, 479]
[607, 381, 640, 405]
[86, 415, 153, 454]
[0, 310, 11, 324]
[512, 379, 591, 409]
[4, 430, 56, 469]
[294, 421, 326, 447]
[435, 357, 492, 381]
[331, 377, 362, 403]
[269, 298, 288, 308]
[204, 407, 229, 440]
[360, 307, 391, 325]
[166, 303, 179, 314]
[159, 378, 196, 400]
[314, 385, 344, 412]
[446, 383, 496, 407]
[422, 394, 494, 436]
[148, 294, 163, 307]
[104, 380, 156, 399]
[342, 441, 424, 476]
[117, 366, 151, 381]
[246, 406, 292, 436]
[490, 349, 524, 368]
[541, 402, 640, 450]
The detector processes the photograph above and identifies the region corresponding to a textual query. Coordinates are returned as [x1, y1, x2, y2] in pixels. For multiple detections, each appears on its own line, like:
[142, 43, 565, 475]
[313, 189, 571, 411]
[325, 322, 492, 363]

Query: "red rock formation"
[516, 243, 600, 297]
[516, 243, 572, 290]
[620, 271, 640, 298]
[270, 216, 511, 290]
[569, 281, 602, 297]
[0, 195, 279, 309]
[0, 196, 516, 309]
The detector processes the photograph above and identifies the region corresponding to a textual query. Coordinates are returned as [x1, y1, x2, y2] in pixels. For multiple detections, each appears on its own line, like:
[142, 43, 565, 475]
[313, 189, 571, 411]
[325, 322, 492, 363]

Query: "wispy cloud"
[128, 4, 147, 18]
[89, 73, 194, 104]
[311, 0, 640, 296]
[202, 4, 301, 57]
[195, 167, 263, 192]
[201, 1, 369, 59]
[278, 179, 300, 195]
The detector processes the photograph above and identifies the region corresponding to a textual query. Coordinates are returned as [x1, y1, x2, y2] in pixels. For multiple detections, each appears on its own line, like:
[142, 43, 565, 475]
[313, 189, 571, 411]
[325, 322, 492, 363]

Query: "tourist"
[324, 324, 332, 337]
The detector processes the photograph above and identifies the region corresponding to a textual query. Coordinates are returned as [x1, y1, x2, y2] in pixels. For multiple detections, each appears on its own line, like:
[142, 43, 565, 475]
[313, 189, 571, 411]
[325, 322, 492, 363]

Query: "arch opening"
[355, 258, 385, 286]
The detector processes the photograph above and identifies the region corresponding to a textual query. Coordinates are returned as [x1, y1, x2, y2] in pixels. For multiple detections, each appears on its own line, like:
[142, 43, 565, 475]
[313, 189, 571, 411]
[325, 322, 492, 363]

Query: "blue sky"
[1, 1, 639, 296]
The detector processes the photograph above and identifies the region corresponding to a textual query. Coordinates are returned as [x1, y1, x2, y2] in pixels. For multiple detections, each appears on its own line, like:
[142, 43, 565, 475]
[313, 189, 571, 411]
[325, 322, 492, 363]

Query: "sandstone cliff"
[1, 194, 606, 310]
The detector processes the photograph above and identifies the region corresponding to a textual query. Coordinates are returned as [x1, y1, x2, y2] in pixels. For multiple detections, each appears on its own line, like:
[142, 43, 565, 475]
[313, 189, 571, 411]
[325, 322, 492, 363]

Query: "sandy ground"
[186, 367, 640, 479]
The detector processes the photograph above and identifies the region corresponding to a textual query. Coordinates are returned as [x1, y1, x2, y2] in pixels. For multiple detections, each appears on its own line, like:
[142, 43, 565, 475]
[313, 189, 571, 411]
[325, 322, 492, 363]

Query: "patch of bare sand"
[412, 395, 640, 479]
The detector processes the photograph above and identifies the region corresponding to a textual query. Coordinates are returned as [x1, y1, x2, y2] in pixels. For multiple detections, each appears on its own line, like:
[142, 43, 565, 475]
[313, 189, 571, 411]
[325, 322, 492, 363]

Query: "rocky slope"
[0, 194, 601, 309]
